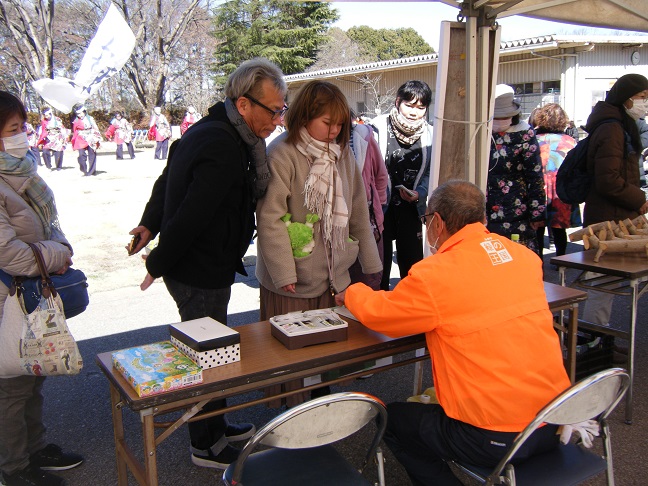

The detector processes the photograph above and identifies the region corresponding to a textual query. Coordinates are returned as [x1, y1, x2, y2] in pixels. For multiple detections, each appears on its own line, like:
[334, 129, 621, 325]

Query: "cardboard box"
[169, 317, 241, 369]
[171, 336, 240, 369]
[270, 310, 348, 350]
[112, 341, 203, 397]
[169, 317, 240, 351]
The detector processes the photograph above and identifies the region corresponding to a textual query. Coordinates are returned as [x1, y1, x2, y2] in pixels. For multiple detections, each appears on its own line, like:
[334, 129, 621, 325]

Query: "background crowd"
[2, 59, 648, 486]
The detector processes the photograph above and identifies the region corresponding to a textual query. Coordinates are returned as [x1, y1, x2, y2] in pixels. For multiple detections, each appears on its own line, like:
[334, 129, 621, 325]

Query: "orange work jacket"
[345, 222, 570, 432]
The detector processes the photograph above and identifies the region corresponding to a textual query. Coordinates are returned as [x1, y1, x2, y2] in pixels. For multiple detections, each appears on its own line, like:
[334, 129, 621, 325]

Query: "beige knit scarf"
[389, 105, 426, 145]
[296, 127, 348, 249]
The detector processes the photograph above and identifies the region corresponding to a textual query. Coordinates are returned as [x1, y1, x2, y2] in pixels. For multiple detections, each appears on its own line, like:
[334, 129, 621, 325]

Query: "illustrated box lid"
[111, 341, 203, 397]
[169, 317, 240, 352]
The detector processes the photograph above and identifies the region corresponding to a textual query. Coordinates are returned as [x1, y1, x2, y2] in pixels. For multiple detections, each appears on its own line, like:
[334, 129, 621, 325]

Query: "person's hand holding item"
[127, 226, 152, 254]
[396, 185, 419, 203]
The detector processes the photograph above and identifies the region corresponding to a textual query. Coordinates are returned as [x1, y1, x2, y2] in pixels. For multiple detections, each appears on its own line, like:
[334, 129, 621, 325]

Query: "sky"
[331, 1, 633, 50]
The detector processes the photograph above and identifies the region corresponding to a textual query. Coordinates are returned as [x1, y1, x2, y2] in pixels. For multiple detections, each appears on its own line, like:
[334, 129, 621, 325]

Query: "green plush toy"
[281, 213, 320, 257]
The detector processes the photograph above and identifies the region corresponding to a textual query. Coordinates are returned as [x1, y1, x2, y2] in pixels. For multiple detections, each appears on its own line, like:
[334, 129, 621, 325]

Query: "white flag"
[32, 4, 136, 112]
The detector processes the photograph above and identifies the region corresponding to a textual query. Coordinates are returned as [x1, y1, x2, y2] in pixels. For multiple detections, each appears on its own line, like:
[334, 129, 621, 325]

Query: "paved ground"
[30, 145, 648, 485]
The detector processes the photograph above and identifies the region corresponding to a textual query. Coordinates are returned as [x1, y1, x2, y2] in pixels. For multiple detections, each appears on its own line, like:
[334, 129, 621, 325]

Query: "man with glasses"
[335, 180, 570, 485]
[128, 58, 287, 470]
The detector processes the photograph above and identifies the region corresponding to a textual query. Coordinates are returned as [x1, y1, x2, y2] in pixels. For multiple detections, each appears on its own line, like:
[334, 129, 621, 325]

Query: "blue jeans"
[163, 277, 231, 454]
[0, 376, 47, 475]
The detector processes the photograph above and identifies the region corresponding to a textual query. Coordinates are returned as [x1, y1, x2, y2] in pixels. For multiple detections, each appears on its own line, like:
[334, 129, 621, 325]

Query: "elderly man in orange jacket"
[335, 179, 570, 485]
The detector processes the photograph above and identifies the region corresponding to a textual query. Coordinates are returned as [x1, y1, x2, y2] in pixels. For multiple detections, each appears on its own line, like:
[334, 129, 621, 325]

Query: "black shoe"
[310, 385, 331, 399]
[2, 464, 65, 486]
[191, 444, 240, 469]
[224, 423, 256, 442]
[30, 444, 83, 471]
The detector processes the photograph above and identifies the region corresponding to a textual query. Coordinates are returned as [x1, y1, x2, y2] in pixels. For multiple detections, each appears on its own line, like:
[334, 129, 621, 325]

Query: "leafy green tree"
[308, 27, 372, 71]
[347, 26, 433, 61]
[212, 0, 339, 82]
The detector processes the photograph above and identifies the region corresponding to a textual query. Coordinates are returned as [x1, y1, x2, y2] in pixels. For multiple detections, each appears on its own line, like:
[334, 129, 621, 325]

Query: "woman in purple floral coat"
[486, 85, 546, 253]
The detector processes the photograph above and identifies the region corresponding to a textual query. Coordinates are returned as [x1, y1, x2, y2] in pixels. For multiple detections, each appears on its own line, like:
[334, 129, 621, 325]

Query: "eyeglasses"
[420, 213, 435, 225]
[244, 93, 288, 120]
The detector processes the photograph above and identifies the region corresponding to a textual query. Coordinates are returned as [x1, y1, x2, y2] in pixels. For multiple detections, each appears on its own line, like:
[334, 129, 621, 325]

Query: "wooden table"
[97, 284, 585, 486]
[551, 250, 648, 424]
[96, 319, 427, 486]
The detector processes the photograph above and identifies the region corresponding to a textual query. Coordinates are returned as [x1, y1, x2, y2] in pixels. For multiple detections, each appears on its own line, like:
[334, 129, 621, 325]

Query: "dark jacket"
[584, 101, 645, 226]
[140, 102, 255, 288]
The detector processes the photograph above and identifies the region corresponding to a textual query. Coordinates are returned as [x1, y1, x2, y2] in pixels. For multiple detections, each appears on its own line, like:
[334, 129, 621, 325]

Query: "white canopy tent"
[436, 0, 648, 33]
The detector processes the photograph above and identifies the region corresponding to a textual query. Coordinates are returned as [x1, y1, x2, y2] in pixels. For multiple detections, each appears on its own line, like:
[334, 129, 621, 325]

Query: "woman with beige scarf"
[370, 81, 433, 290]
[256, 80, 382, 321]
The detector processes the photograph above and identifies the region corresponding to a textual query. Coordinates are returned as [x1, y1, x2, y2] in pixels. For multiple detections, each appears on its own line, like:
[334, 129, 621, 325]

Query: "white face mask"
[2, 132, 29, 159]
[492, 118, 512, 133]
[425, 214, 441, 254]
[625, 99, 648, 120]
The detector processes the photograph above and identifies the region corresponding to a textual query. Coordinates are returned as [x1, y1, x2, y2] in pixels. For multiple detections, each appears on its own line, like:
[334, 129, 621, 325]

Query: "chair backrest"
[230, 391, 387, 482]
[489, 368, 629, 480]
[258, 392, 385, 449]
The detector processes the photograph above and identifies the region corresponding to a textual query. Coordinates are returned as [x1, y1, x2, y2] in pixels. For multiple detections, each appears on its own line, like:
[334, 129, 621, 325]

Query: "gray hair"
[224, 58, 287, 100]
[427, 180, 486, 234]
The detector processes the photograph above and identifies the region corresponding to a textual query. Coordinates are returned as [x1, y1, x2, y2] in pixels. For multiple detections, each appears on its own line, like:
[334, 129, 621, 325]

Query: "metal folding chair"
[453, 368, 630, 486]
[222, 391, 387, 486]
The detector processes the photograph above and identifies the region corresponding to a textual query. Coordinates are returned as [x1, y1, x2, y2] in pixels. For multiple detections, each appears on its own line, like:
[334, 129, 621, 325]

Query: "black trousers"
[384, 402, 559, 486]
[380, 202, 423, 290]
[536, 226, 567, 259]
[163, 277, 232, 453]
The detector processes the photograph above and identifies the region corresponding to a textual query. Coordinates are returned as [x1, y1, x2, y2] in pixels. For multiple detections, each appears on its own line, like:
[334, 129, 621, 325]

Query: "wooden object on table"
[570, 216, 648, 242]
[592, 238, 648, 262]
[574, 216, 648, 262]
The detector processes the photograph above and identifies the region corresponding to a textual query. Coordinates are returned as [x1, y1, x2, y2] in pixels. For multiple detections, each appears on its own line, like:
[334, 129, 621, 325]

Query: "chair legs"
[376, 447, 385, 486]
[601, 421, 615, 486]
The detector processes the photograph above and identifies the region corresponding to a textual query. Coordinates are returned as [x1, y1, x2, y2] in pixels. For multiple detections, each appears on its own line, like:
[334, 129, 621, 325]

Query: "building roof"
[284, 53, 440, 82]
[284, 34, 648, 83]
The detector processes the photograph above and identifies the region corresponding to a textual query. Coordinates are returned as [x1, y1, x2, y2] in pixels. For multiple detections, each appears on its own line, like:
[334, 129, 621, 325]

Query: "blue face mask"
[1, 132, 29, 159]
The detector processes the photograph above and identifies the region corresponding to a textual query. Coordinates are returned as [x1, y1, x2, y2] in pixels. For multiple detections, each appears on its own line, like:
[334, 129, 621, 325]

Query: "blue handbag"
[0, 243, 89, 318]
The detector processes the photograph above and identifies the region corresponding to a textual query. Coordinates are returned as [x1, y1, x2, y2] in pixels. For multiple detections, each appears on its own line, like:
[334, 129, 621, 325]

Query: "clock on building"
[631, 50, 640, 66]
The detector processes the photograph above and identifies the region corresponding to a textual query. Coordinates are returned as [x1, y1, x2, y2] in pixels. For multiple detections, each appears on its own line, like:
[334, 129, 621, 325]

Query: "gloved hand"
[559, 420, 600, 448]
